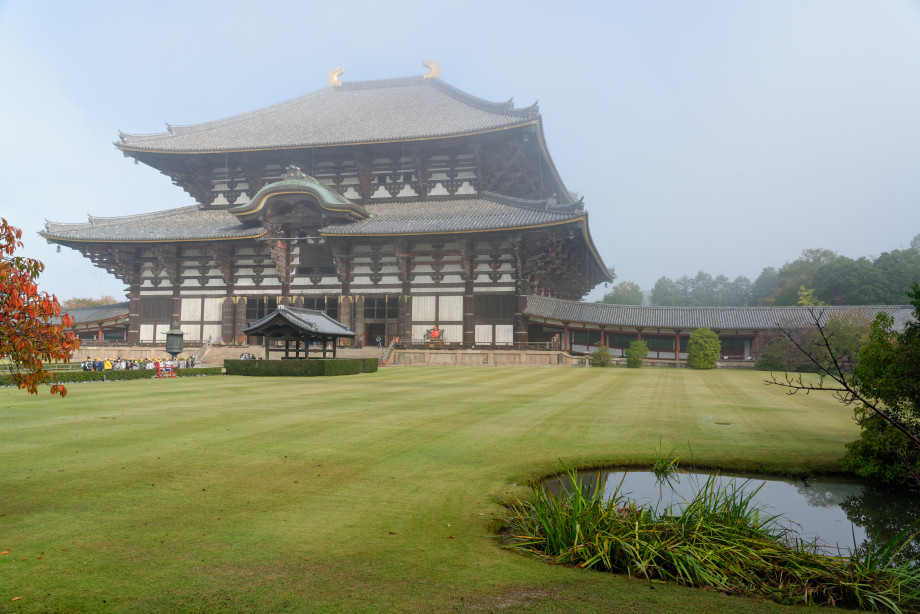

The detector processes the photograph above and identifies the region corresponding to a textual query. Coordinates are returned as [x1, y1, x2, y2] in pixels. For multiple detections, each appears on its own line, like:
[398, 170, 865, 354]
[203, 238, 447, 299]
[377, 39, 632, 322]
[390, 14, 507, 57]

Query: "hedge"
[223, 358, 378, 377]
[0, 367, 224, 388]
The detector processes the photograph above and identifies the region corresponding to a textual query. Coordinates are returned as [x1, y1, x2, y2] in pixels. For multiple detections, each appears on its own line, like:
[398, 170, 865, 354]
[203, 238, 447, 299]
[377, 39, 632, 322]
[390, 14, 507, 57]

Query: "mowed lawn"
[1, 367, 861, 613]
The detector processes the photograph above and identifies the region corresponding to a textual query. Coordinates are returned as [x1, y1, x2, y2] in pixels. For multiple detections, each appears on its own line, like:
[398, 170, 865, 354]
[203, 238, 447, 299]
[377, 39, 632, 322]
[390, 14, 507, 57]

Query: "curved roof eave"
[115, 121, 541, 155]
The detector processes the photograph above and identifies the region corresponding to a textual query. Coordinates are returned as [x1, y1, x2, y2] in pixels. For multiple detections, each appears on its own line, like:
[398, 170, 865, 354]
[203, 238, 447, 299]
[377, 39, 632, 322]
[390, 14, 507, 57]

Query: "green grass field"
[1, 367, 863, 613]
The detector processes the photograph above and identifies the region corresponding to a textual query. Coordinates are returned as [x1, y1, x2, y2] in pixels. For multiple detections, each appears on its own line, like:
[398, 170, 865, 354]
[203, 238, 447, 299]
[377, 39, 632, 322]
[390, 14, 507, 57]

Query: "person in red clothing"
[430, 325, 440, 340]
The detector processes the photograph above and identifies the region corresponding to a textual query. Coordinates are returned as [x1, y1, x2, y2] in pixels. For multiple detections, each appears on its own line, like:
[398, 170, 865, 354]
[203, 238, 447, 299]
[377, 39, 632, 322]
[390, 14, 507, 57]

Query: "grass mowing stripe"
[1, 368, 866, 613]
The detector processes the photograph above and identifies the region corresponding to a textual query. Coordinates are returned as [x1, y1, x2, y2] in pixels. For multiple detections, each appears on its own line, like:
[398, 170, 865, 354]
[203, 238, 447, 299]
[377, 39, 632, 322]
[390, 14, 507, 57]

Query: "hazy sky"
[2, 0, 918, 302]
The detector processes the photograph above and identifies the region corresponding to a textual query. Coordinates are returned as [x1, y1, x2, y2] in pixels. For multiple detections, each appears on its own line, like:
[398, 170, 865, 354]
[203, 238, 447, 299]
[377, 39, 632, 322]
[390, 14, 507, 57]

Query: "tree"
[62, 296, 119, 309]
[650, 277, 681, 306]
[752, 267, 780, 306]
[686, 328, 720, 369]
[0, 219, 80, 396]
[765, 286, 920, 487]
[590, 345, 613, 367]
[911, 233, 920, 252]
[601, 281, 643, 305]
[774, 248, 839, 305]
[625, 340, 648, 368]
[796, 286, 824, 306]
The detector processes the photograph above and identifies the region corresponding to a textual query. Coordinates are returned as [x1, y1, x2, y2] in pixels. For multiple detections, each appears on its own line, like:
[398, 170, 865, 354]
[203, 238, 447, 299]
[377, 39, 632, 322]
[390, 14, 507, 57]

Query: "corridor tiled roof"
[117, 76, 539, 153]
[524, 295, 914, 331]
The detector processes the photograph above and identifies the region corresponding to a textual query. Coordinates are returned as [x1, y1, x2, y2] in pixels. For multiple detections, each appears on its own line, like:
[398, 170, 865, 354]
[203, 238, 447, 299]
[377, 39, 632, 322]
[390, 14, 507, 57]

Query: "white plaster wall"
[440, 324, 462, 343]
[475, 325, 492, 344]
[181, 324, 201, 341]
[203, 298, 222, 321]
[140, 324, 155, 343]
[413, 296, 436, 321]
[202, 324, 222, 342]
[181, 298, 201, 322]
[495, 325, 514, 345]
[438, 295, 463, 322]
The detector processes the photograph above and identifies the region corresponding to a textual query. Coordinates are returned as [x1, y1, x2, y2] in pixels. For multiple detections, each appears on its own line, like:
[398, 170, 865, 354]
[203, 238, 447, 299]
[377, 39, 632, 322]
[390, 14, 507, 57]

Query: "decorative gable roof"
[230, 165, 368, 224]
[117, 74, 540, 154]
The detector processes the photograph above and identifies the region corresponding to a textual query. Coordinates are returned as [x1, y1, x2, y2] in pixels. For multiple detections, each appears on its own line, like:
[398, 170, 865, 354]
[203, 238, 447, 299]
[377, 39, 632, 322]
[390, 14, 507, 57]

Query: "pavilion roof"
[116, 75, 539, 153]
[41, 195, 587, 243]
[242, 305, 356, 339]
[523, 295, 915, 331]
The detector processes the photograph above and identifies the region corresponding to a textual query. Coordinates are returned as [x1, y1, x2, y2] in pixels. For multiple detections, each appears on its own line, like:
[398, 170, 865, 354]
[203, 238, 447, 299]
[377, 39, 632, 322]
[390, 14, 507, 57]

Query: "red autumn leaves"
[0, 218, 80, 396]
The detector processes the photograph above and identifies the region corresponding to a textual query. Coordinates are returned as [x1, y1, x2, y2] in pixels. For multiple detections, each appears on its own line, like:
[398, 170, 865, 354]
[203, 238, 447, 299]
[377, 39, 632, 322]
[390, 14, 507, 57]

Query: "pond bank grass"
[504, 469, 920, 612]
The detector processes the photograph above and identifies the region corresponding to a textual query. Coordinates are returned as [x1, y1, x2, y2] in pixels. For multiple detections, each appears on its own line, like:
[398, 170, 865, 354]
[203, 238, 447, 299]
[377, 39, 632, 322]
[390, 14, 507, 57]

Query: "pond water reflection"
[544, 470, 920, 558]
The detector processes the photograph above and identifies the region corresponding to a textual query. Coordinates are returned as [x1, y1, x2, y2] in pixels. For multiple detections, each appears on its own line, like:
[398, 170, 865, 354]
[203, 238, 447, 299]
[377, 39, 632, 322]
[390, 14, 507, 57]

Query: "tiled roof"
[57, 302, 130, 326]
[243, 305, 355, 338]
[117, 76, 539, 153]
[524, 295, 914, 331]
[321, 194, 584, 236]
[42, 196, 584, 243]
[42, 206, 265, 242]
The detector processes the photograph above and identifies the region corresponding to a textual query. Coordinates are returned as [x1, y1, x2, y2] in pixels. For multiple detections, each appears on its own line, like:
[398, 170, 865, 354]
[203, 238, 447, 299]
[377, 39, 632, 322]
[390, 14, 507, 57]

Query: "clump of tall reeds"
[503, 469, 920, 612]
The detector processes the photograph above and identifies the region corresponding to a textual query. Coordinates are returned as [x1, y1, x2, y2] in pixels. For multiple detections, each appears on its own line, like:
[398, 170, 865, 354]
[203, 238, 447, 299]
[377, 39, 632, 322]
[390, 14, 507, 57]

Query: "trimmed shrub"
[687, 328, 720, 369]
[0, 367, 223, 388]
[590, 345, 613, 367]
[223, 358, 377, 377]
[625, 340, 649, 368]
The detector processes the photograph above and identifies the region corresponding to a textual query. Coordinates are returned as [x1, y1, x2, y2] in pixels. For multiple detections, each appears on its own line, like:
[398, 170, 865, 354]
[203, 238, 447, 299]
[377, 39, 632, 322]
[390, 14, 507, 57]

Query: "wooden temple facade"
[42, 63, 611, 349]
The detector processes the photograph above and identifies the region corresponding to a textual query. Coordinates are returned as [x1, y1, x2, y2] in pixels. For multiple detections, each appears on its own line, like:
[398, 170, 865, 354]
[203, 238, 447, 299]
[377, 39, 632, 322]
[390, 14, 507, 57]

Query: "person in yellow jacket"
[103, 359, 113, 370]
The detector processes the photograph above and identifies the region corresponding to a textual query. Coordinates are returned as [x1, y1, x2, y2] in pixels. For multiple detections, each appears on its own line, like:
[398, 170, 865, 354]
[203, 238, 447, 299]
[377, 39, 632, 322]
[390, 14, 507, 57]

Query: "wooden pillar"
[562, 323, 570, 352]
[514, 294, 529, 346]
[754, 331, 761, 361]
[127, 284, 141, 344]
[674, 330, 681, 363]
[398, 294, 411, 343]
[339, 296, 353, 346]
[353, 295, 365, 347]
[284, 339, 290, 359]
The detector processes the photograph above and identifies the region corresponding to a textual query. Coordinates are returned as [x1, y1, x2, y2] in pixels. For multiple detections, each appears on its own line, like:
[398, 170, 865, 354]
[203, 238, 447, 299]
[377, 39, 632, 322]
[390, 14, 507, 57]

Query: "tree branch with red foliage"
[0, 218, 80, 396]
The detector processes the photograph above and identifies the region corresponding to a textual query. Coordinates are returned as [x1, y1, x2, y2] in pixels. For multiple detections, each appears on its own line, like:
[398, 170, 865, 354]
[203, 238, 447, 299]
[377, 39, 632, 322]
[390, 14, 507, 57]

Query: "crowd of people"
[238, 353, 262, 360]
[80, 356, 195, 371]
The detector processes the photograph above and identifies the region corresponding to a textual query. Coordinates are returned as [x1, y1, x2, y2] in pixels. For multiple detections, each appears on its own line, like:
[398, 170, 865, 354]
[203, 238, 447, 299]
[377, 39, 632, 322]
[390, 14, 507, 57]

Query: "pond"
[544, 469, 920, 558]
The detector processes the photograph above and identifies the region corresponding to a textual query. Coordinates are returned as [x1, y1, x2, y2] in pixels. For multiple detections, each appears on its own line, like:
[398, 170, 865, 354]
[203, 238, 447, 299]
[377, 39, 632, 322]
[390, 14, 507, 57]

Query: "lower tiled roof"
[42, 207, 264, 242]
[41, 196, 585, 243]
[524, 295, 914, 331]
[322, 195, 583, 235]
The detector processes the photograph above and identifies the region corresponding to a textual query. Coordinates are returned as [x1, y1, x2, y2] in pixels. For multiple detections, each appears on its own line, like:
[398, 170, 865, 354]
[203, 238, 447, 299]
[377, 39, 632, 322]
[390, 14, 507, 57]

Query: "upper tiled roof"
[42, 206, 265, 243]
[117, 76, 539, 153]
[321, 194, 584, 236]
[524, 295, 914, 331]
[42, 196, 585, 243]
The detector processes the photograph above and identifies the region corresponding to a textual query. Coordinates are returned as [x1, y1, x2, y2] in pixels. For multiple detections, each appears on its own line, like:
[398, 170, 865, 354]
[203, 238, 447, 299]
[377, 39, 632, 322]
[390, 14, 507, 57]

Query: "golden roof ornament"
[328, 67, 345, 87]
[422, 60, 440, 79]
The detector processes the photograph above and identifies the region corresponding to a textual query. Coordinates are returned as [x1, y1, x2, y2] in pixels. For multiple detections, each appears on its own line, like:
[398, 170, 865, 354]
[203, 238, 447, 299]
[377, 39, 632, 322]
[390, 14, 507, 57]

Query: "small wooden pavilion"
[242, 305, 356, 359]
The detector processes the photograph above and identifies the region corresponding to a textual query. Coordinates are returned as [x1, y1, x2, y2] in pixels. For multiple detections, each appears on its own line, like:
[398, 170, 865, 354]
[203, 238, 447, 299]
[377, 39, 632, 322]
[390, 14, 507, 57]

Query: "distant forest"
[603, 234, 920, 307]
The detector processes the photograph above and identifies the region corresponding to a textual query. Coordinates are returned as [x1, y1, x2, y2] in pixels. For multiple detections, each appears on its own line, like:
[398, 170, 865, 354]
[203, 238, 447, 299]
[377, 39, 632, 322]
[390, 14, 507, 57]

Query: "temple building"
[42, 62, 612, 348]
